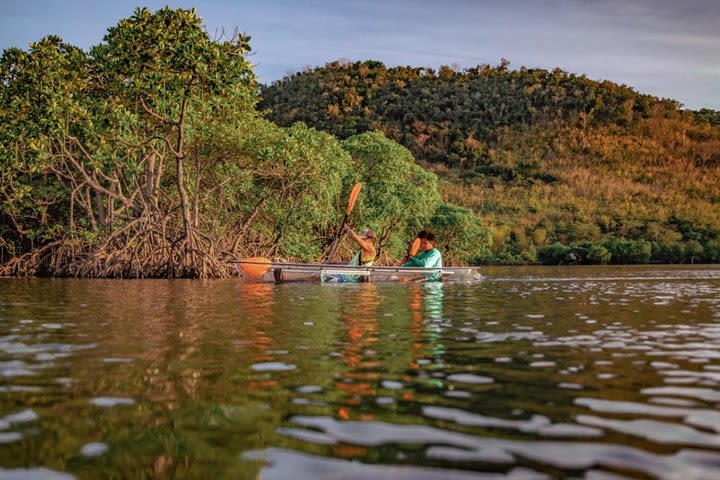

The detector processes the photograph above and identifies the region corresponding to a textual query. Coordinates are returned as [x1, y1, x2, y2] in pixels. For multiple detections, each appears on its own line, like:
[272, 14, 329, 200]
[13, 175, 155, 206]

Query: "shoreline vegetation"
[1, 8, 719, 278]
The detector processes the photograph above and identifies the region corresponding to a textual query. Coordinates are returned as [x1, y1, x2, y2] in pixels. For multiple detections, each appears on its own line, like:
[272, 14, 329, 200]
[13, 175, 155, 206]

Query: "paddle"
[403, 237, 421, 264]
[326, 182, 363, 263]
[409, 237, 421, 257]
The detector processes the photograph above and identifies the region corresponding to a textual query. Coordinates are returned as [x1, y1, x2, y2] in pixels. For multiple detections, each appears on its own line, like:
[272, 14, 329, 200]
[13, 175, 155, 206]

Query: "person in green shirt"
[403, 230, 442, 281]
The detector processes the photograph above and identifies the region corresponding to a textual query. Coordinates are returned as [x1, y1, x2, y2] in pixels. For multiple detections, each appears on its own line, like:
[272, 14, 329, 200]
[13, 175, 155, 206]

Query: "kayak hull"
[231, 261, 480, 283]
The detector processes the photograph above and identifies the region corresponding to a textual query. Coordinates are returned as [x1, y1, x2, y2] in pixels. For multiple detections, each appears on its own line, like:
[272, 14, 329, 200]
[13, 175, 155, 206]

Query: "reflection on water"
[1, 266, 720, 479]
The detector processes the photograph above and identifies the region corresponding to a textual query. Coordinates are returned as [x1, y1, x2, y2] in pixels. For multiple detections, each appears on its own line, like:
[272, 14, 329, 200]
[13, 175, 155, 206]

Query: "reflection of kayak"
[231, 260, 481, 283]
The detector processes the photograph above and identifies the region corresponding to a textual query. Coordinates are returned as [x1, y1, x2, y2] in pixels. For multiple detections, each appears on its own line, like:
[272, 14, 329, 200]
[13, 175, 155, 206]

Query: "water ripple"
[281, 416, 720, 479]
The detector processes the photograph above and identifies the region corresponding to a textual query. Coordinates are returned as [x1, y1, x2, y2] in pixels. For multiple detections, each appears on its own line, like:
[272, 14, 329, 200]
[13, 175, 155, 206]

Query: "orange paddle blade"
[409, 237, 421, 256]
[345, 183, 363, 215]
[238, 257, 272, 281]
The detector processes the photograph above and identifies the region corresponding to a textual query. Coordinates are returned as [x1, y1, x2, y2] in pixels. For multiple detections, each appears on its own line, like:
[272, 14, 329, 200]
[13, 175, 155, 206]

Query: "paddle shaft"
[326, 182, 362, 264]
[326, 214, 349, 263]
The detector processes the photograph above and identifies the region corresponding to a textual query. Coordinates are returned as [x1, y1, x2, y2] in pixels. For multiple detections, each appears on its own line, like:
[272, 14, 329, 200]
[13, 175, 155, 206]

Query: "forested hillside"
[260, 60, 720, 264]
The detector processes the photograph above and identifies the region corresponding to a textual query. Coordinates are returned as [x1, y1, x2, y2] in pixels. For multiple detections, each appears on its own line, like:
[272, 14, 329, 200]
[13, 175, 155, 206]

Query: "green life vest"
[349, 251, 374, 267]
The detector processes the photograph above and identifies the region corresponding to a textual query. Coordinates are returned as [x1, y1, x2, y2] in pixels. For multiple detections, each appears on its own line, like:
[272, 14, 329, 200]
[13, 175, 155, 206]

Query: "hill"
[259, 60, 720, 264]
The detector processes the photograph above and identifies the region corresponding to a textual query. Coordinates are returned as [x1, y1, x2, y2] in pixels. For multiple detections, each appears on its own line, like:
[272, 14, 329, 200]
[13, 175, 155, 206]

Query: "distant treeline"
[260, 60, 720, 264]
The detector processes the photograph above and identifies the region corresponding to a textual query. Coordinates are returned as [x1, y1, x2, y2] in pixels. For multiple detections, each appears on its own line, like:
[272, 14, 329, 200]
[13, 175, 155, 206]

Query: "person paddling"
[320, 225, 377, 283]
[403, 230, 442, 281]
[343, 225, 377, 267]
[404, 229, 428, 263]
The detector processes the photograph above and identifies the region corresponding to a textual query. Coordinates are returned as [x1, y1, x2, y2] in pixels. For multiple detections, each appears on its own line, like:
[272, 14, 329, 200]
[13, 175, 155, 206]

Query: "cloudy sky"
[1, 0, 718, 109]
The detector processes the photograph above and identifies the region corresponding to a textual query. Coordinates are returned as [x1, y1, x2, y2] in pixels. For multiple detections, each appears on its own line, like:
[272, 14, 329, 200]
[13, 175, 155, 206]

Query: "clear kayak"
[231, 259, 481, 283]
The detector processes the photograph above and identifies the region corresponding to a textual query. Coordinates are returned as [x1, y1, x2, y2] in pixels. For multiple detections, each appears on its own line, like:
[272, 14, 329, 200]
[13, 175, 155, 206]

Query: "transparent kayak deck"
[231, 261, 481, 283]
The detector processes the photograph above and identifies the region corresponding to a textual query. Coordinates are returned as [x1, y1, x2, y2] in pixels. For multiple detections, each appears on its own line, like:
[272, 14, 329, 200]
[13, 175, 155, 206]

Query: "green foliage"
[1, 8, 466, 272]
[684, 240, 704, 264]
[97, 6, 257, 124]
[605, 238, 652, 264]
[429, 202, 492, 263]
[220, 117, 355, 259]
[537, 243, 571, 265]
[0, 37, 88, 251]
[704, 242, 720, 263]
[1, 8, 258, 245]
[341, 132, 442, 257]
[587, 244, 611, 264]
[651, 242, 685, 264]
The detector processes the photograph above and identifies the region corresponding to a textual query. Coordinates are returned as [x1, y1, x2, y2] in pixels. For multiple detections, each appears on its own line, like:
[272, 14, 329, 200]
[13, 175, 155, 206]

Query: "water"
[1, 266, 720, 479]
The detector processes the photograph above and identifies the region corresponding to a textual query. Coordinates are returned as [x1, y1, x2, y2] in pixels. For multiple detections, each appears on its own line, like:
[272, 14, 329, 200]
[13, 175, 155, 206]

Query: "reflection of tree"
[422, 282, 444, 320]
[71, 281, 282, 476]
[61, 279, 209, 401]
[236, 283, 275, 362]
[405, 282, 446, 391]
[1, 278, 456, 476]
[421, 282, 446, 356]
[409, 283, 424, 370]
[332, 283, 446, 421]
[407, 282, 446, 363]
[236, 283, 279, 390]
[335, 285, 381, 410]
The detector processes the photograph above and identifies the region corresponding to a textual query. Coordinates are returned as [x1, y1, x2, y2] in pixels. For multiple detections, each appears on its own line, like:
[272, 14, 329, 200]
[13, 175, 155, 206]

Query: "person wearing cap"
[343, 224, 377, 267]
[319, 225, 376, 283]
[403, 230, 442, 281]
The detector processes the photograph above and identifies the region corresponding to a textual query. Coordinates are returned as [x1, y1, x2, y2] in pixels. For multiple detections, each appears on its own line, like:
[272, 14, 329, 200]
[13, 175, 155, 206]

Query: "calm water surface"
[2, 266, 720, 479]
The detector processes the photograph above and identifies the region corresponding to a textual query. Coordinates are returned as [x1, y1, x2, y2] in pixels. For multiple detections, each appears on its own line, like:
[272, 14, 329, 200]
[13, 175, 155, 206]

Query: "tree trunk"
[176, 96, 193, 274]
[85, 187, 98, 231]
[145, 153, 156, 210]
[94, 190, 106, 225]
[176, 156, 193, 268]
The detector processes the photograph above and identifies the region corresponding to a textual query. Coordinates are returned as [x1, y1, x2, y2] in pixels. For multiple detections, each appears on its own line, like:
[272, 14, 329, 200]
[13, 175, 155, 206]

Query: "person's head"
[417, 230, 430, 240]
[420, 230, 435, 251]
[362, 229, 377, 243]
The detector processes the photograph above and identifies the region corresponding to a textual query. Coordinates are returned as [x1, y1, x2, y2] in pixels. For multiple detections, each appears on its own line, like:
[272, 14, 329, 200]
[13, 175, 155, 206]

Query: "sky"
[1, 0, 718, 110]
